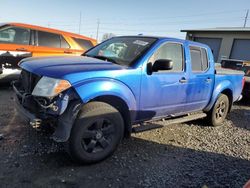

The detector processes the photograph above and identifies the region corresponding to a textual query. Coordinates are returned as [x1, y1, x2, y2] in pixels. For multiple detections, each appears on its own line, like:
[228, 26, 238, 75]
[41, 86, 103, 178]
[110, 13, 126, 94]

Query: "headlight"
[32, 76, 71, 97]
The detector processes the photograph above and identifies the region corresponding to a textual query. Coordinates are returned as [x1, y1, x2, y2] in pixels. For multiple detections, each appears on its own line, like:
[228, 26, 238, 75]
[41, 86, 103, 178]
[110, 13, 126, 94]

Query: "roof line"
[181, 27, 250, 32]
[5, 22, 96, 41]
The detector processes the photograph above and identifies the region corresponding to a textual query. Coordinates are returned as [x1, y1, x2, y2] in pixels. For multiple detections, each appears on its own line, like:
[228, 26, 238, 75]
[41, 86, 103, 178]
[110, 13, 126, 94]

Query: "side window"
[201, 48, 209, 70]
[60, 36, 70, 48]
[190, 46, 208, 72]
[0, 26, 30, 45]
[149, 43, 183, 72]
[73, 37, 94, 50]
[37, 31, 61, 48]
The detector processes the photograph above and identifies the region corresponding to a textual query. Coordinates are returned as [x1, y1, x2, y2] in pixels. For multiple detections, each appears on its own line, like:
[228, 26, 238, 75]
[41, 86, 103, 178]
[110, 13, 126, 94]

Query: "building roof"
[181, 27, 250, 32]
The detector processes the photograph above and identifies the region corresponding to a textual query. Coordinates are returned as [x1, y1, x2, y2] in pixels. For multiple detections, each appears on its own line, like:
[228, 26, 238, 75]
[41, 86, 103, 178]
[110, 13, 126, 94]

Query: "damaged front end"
[12, 70, 82, 142]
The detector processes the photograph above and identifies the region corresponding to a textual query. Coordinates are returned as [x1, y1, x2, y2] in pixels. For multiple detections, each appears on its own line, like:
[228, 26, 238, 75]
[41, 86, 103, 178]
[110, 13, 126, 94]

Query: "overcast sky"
[1, 0, 250, 40]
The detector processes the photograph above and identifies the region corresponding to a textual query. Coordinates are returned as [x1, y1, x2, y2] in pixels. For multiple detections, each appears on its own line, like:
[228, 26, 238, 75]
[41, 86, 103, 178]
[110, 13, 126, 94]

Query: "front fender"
[204, 80, 233, 111]
[73, 78, 137, 111]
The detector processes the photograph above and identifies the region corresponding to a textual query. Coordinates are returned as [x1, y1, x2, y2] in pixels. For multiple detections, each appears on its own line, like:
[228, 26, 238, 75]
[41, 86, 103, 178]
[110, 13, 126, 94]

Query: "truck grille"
[20, 70, 41, 93]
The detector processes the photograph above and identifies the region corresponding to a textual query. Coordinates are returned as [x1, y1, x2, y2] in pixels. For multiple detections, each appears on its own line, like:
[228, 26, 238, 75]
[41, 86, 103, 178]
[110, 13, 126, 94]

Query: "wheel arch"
[204, 80, 234, 112]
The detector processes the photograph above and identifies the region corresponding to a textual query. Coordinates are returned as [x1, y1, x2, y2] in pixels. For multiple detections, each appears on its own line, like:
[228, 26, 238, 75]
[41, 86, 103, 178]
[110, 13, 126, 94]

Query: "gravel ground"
[0, 85, 249, 188]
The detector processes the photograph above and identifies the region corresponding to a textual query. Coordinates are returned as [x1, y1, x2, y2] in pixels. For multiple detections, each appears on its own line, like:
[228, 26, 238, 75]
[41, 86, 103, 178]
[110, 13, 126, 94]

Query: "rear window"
[37, 31, 70, 48]
[190, 46, 209, 72]
[73, 38, 94, 50]
[37, 31, 61, 48]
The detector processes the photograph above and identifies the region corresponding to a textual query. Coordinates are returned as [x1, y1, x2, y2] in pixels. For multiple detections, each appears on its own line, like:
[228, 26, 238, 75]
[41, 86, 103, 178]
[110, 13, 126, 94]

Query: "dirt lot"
[0, 85, 249, 188]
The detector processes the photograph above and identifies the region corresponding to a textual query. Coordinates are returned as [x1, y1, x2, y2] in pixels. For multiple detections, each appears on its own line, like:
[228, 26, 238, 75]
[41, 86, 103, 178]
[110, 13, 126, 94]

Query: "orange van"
[0, 23, 97, 74]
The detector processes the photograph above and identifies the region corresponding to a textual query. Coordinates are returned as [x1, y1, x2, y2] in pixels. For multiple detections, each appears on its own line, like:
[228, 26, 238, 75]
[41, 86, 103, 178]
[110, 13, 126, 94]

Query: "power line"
[98, 9, 246, 23]
[95, 9, 246, 22]
[47, 16, 243, 32]
[26, 9, 245, 25]
[44, 18, 242, 36]
[101, 16, 243, 26]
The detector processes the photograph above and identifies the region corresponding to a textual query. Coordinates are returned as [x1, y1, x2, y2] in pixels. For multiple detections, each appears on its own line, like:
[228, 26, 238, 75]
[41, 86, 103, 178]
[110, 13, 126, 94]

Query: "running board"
[132, 112, 207, 133]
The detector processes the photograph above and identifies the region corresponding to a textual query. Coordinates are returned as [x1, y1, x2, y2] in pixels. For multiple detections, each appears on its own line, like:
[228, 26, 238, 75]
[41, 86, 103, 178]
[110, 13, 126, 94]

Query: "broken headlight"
[32, 76, 71, 97]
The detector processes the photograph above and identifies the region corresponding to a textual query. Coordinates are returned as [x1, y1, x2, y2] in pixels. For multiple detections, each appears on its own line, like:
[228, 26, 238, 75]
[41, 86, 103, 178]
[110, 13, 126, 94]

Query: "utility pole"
[79, 11, 82, 34]
[244, 9, 249, 28]
[96, 19, 100, 42]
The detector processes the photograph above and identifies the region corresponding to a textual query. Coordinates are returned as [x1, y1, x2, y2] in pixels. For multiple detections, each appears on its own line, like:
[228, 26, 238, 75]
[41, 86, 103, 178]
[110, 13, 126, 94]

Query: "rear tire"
[207, 94, 229, 126]
[67, 102, 124, 164]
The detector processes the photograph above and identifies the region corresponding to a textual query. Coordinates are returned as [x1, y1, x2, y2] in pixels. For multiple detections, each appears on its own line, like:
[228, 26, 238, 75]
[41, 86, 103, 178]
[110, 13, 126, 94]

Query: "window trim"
[30, 29, 35, 45]
[147, 41, 185, 73]
[189, 45, 210, 73]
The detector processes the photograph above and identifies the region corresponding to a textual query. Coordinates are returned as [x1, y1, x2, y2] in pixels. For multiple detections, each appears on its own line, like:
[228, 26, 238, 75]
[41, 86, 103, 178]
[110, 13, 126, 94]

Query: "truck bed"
[215, 67, 245, 75]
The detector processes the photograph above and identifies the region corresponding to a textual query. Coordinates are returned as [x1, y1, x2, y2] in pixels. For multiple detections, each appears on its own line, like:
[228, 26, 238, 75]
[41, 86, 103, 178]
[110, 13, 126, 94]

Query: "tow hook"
[30, 119, 42, 129]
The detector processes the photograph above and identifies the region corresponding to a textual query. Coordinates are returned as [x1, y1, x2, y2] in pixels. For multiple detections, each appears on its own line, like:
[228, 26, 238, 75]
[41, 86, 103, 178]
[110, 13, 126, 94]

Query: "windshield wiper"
[86, 55, 118, 65]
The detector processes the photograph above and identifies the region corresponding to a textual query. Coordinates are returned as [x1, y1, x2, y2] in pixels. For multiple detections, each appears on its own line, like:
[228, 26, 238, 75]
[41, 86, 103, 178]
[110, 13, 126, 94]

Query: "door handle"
[16, 48, 27, 51]
[179, 77, 188, 83]
[206, 78, 212, 83]
[64, 51, 73, 54]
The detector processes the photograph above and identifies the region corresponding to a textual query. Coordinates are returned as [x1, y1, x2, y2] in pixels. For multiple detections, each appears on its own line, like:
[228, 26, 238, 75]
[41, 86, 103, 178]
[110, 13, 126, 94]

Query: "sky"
[1, 0, 250, 41]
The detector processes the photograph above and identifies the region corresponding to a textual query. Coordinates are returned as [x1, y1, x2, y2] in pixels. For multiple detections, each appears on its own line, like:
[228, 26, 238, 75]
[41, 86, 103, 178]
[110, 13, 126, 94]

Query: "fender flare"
[204, 80, 233, 112]
[52, 79, 137, 142]
[73, 78, 137, 111]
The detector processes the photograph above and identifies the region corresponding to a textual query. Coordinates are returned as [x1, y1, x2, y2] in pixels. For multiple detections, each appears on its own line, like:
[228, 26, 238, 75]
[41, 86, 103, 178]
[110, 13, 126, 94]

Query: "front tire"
[67, 102, 124, 164]
[208, 94, 229, 126]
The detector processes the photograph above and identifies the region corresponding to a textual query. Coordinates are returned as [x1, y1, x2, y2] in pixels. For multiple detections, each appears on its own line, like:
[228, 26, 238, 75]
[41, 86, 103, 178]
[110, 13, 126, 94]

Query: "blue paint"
[19, 36, 244, 123]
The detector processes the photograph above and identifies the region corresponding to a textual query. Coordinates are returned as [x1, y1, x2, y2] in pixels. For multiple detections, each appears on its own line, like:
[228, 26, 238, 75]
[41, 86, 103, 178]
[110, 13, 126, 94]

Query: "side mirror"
[152, 59, 173, 72]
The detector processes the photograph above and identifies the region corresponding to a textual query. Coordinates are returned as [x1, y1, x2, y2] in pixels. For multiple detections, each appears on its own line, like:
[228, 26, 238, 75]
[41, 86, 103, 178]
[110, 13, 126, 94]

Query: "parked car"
[221, 59, 250, 98]
[0, 22, 96, 74]
[13, 36, 244, 164]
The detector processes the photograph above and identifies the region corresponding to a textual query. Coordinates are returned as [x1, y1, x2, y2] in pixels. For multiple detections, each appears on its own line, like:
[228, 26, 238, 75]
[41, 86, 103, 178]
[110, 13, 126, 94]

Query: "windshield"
[84, 37, 157, 66]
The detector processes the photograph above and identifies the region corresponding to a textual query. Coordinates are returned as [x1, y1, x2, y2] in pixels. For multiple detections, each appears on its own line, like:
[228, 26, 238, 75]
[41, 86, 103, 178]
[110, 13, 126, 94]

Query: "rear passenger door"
[32, 30, 73, 57]
[185, 46, 214, 112]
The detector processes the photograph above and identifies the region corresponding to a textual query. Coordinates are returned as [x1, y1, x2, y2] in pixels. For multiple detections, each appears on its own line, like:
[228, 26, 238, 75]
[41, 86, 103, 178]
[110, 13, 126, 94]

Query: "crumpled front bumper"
[12, 80, 82, 142]
[12, 81, 42, 128]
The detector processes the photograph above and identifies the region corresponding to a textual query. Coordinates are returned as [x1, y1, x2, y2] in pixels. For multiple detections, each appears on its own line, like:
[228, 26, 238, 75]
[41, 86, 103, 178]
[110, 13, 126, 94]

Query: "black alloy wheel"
[67, 102, 124, 164]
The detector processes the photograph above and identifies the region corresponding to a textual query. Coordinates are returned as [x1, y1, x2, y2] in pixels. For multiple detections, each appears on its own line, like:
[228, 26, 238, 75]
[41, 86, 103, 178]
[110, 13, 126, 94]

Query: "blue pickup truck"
[13, 36, 244, 163]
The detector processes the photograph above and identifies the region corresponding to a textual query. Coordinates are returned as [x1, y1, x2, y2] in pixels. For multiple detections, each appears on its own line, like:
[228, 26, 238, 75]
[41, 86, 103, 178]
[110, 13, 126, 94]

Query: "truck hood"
[19, 56, 125, 78]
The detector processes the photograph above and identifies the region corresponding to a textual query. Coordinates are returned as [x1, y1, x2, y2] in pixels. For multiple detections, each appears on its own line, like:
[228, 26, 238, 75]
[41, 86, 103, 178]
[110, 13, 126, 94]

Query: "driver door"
[139, 42, 188, 120]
